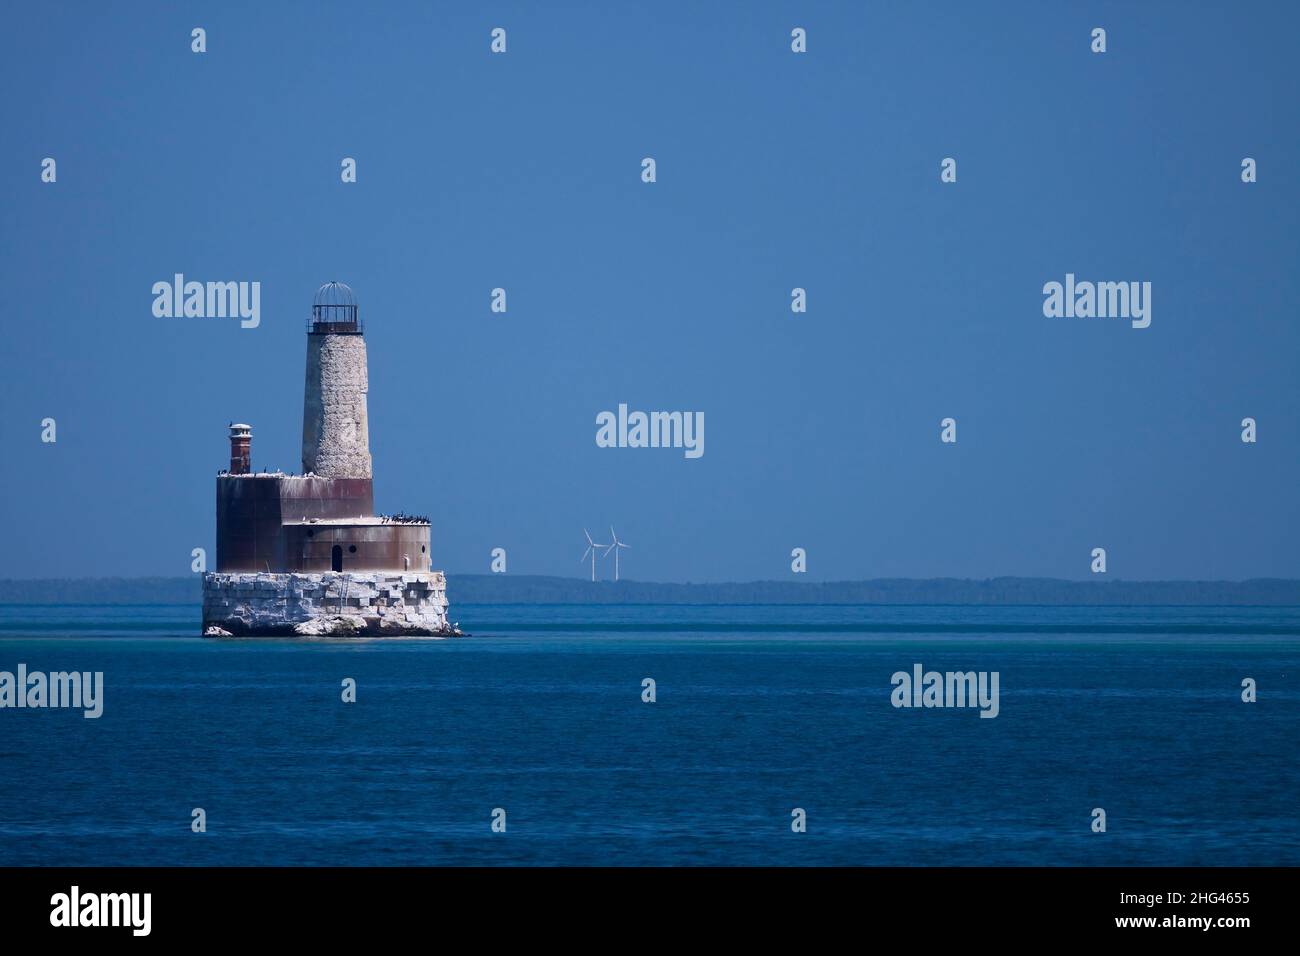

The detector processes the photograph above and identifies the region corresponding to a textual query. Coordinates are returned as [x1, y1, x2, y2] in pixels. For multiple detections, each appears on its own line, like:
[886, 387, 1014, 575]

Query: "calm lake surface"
[0, 603, 1296, 865]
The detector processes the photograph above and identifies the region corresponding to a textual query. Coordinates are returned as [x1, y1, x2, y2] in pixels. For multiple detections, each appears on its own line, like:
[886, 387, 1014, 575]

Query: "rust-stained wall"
[283, 523, 431, 573]
[217, 475, 417, 572]
[216, 477, 286, 572]
[277, 475, 374, 521]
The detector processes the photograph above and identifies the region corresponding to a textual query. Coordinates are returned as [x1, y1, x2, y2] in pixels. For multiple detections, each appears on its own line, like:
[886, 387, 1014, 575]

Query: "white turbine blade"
[603, 542, 616, 556]
[619, 542, 630, 549]
[584, 528, 594, 546]
[580, 547, 592, 562]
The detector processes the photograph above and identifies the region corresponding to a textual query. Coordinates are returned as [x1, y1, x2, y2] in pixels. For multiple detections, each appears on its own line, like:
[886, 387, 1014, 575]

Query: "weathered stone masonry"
[203, 571, 450, 637]
[302, 332, 372, 479]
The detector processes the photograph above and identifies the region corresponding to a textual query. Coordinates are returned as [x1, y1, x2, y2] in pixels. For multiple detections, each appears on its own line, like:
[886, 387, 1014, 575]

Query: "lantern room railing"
[308, 282, 363, 333]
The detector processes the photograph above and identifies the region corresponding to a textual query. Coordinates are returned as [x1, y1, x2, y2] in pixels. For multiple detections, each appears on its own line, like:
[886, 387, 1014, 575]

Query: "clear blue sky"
[2, 1, 1297, 581]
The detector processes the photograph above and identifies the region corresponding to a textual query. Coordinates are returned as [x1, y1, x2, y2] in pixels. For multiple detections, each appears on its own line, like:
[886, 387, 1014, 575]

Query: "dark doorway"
[331, 545, 343, 572]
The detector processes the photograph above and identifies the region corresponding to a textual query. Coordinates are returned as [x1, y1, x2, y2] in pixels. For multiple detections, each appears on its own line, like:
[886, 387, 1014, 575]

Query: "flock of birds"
[379, 513, 430, 525]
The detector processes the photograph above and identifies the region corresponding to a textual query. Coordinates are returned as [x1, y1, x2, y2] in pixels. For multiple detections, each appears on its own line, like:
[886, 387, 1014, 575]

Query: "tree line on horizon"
[2, 575, 1299, 606]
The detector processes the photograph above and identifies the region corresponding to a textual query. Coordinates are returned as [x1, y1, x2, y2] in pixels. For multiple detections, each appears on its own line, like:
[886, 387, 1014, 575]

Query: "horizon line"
[2, 574, 1299, 586]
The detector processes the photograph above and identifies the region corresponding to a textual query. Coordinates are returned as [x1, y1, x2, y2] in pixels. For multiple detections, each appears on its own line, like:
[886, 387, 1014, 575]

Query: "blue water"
[0, 604, 1296, 866]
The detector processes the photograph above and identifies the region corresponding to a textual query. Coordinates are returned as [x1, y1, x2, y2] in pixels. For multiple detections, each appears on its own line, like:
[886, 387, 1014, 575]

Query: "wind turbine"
[604, 526, 630, 581]
[579, 528, 607, 582]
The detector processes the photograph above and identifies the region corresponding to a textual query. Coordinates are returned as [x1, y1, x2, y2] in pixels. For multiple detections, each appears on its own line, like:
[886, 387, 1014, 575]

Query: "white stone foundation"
[202, 571, 457, 637]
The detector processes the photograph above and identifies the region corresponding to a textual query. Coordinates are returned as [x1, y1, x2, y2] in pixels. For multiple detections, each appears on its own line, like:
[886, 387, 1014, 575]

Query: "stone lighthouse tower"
[302, 281, 372, 479]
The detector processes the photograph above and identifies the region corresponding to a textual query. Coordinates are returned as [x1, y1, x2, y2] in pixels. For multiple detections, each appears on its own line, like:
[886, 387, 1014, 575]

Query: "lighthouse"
[301, 282, 372, 479]
[200, 282, 456, 637]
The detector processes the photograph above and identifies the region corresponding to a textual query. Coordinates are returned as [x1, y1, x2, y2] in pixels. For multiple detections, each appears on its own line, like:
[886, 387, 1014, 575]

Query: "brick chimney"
[229, 423, 252, 475]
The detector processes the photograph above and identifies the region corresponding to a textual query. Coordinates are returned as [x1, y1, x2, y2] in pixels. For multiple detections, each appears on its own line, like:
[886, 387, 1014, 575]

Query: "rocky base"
[202, 571, 459, 638]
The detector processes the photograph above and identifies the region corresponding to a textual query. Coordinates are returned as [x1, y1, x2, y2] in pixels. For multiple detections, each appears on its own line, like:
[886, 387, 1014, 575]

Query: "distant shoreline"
[2, 575, 1299, 607]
